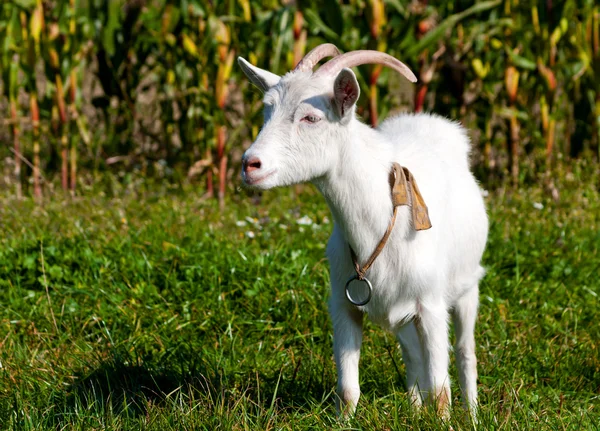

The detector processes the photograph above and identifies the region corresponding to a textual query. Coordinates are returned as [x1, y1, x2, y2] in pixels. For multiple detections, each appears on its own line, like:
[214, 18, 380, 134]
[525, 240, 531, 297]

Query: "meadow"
[0, 164, 599, 430]
[1, 0, 599, 429]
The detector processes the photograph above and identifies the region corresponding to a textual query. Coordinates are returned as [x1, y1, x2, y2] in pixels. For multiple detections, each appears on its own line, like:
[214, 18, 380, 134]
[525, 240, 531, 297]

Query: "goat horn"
[314, 50, 417, 83]
[294, 43, 341, 72]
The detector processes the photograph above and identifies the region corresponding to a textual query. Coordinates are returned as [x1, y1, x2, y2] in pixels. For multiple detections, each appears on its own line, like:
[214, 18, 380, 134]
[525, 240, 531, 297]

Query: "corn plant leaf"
[237, 0, 251, 21]
[161, 4, 181, 35]
[322, 1, 343, 36]
[9, 62, 20, 99]
[406, 0, 501, 57]
[12, 0, 36, 8]
[182, 33, 199, 58]
[76, 115, 91, 146]
[1, 9, 19, 69]
[271, 8, 291, 73]
[30, 2, 44, 44]
[384, 0, 407, 16]
[495, 106, 529, 121]
[188, 2, 206, 18]
[102, 0, 121, 56]
[303, 9, 340, 42]
[506, 48, 537, 70]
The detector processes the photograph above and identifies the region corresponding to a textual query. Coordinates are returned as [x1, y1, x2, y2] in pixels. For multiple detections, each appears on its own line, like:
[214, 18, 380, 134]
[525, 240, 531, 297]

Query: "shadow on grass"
[49, 352, 338, 423]
[52, 357, 188, 421]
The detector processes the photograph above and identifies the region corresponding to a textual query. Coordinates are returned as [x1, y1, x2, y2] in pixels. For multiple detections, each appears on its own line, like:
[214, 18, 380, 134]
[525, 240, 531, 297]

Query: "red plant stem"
[415, 85, 427, 112]
[206, 148, 214, 197]
[369, 84, 378, 127]
[30, 94, 42, 199]
[69, 70, 77, 193]
[216, 125, 226, 160]
[55, 75, 69, 191]
[217, 125, 227, 204]
[510, 115, 520, 186]
[219, 155, 228, 207]
[56, 76, 67, 123]
[70, 140, 76, 193]
[369, 65, 382, 127]
[546, 118, 555, 163]
[61, 134, 68, 190]
[10, 99, 22, 198]
[293, 10, 305, 67]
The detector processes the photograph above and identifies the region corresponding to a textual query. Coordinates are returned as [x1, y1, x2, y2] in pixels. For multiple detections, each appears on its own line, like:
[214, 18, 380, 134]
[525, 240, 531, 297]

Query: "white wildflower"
[296, 215, 313, 226]
[245, 216, 259, 225]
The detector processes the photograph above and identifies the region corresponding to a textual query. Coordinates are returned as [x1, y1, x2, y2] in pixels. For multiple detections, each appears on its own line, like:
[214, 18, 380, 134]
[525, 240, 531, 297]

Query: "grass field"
[0, 169, 599, 430]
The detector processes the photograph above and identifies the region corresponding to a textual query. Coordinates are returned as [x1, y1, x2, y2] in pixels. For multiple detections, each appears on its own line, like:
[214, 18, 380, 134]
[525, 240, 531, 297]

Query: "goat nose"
[243, 156, 262, 174]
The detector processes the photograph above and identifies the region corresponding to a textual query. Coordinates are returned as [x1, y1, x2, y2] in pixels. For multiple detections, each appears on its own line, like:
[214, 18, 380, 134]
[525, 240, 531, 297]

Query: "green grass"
[0, 170, 599, 430]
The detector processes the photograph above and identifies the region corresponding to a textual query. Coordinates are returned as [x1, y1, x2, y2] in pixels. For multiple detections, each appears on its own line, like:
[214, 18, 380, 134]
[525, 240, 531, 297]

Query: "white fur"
[239, 61, 488, 418]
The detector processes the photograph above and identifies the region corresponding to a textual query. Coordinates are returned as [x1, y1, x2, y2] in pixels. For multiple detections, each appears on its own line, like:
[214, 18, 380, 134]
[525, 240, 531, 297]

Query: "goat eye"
[301, 115, 320, 124]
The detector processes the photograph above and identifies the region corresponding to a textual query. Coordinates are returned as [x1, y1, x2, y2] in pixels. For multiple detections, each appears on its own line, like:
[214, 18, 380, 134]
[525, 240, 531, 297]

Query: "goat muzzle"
[242, 156, 262, 175]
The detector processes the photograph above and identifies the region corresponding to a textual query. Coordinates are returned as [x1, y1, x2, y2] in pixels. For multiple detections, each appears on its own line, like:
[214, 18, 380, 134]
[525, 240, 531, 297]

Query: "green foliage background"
[0, 0, 599, 198]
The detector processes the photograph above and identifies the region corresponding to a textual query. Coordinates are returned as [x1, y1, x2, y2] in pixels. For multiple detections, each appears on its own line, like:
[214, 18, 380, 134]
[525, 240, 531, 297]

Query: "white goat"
[238, 44, 488, 418]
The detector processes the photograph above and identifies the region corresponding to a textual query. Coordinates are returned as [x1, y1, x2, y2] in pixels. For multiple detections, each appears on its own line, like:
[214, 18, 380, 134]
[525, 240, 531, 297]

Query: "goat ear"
[238, 57, 281, 93]
[333, 68, 360, 123]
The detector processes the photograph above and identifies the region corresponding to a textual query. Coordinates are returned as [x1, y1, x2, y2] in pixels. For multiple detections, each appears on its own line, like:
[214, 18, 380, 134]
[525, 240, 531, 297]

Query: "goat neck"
[314, 122, 395, 262]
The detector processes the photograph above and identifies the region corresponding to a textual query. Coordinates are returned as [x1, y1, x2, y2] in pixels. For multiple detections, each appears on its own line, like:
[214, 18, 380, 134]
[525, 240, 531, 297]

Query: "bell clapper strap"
[344, 162, 432, 306]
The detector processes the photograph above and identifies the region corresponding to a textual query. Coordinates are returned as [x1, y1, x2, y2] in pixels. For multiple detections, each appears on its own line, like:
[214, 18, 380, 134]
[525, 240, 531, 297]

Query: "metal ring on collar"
[344, 275, 373, 306]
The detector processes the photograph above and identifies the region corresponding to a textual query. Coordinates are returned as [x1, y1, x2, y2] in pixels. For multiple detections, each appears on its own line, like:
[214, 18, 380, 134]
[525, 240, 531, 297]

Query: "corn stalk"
[292, 10, 306, 68]
[505, 65, 520, 186]
[1, 2, 20, 196]
[10, 95, 21, 198]
[215, 19, 234, 207]
[29, 2, 44, 199]
[0, 0, 598, 197]
[68, 0, 78, 193]
[367, 0, 385, 127]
